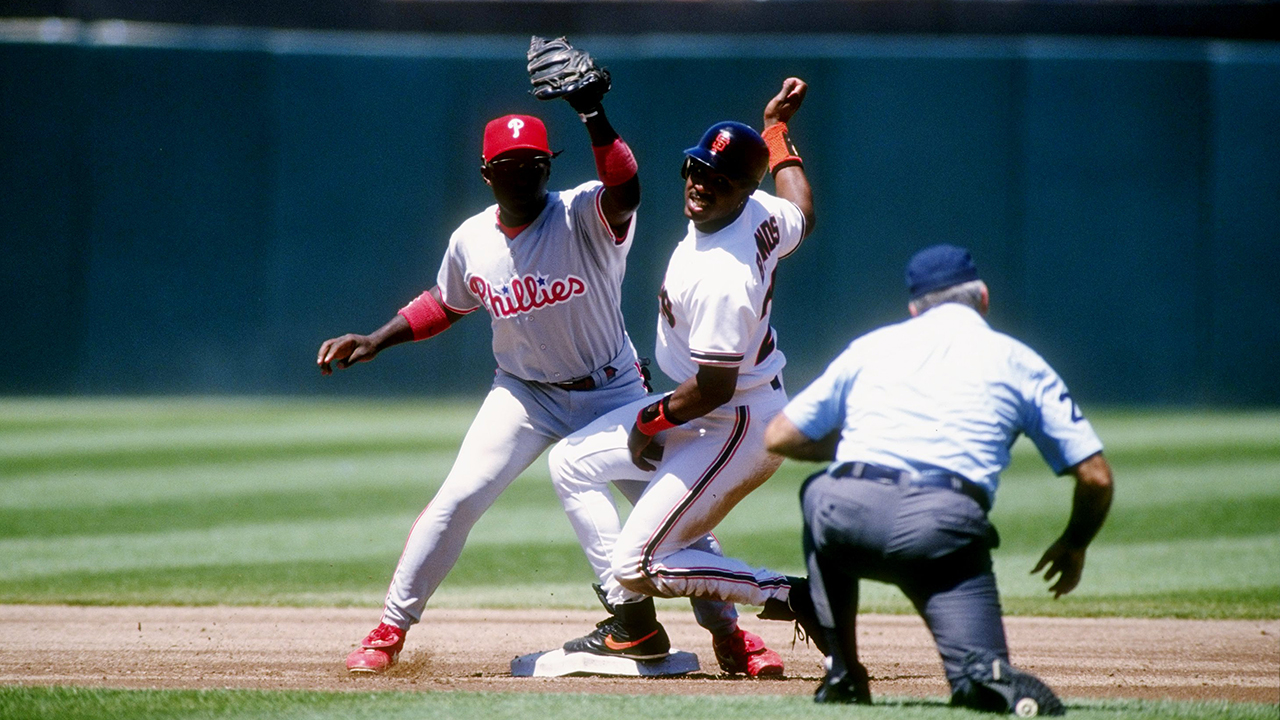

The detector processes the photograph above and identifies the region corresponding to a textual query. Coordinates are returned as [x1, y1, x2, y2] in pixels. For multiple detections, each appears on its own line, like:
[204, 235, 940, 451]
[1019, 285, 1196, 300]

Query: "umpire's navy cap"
[906, 244, 980, 298]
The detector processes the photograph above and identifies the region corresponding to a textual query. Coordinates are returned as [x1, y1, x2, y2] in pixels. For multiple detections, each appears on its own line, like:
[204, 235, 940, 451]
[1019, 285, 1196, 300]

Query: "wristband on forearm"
[635, 394, 686, 436]
[762, 122, 803, 174]
[398, 291, 451, 341]
[592, 137, 638, 187]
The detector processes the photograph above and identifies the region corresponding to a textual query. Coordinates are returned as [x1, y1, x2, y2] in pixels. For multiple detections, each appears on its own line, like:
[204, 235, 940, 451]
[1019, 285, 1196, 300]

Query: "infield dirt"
[1, 605, 1275, 704]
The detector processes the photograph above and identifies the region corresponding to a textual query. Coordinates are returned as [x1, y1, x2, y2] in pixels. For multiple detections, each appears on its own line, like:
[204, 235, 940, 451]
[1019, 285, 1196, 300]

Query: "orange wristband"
[762, 122, 802, 173]
[635, 395, 684, 436]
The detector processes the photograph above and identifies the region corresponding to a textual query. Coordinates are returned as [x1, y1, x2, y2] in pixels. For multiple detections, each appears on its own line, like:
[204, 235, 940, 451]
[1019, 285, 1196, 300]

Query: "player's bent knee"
[547, 439, 588, 494]
[547, 440, 572, 488]
[611, 555, 652, 592]
[428, 483, 498, 526]
[615, 572, 663, 597]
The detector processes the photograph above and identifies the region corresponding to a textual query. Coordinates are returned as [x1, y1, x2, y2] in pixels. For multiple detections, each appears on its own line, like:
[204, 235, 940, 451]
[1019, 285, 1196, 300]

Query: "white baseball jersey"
[437, 180, 636, 384]
[655, 190, 805, 390]
[550, 188, 809, 614]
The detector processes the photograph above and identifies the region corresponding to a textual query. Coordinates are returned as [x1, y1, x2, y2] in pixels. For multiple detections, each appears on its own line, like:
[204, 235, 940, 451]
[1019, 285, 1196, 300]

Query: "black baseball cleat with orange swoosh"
[563, 592, 671, 660]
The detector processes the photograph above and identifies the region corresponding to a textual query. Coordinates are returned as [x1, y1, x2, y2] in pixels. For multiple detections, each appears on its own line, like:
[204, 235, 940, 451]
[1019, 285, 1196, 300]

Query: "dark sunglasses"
[681, 157, 736, 194]
[485, 155, 552, 174]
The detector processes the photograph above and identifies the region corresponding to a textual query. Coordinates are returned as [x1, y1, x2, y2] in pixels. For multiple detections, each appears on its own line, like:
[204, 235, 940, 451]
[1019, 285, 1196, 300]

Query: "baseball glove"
[527, 35, 611, 113]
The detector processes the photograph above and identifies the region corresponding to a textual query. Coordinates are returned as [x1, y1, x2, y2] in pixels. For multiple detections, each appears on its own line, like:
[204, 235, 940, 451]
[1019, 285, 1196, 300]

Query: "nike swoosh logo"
[604, 629, 660, 650]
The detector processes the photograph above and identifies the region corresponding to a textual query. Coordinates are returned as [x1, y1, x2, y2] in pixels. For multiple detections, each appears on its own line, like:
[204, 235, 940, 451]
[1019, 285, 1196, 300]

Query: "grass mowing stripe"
[0, 397, 482, 431]
[0, 437, 466, 477]
[1085, 409, 1280, 449]
[0, 486, 433, 539]
[0, 400, 476, 476]
[0, 552, 599, 608]
[0, 493, 580, 581]
[0, 452, 460, 511]
[1, 686, 1274, 720]
[997, 585, 1280, 619]
[991, 533, 1280, 596]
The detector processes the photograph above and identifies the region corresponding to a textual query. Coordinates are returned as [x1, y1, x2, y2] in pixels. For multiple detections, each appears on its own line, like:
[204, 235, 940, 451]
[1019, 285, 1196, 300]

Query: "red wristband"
[634, 395, 684, 436]
[592, 138, 638, 187]
[398, 291, 451, 341]
[762, 123, 803, 174]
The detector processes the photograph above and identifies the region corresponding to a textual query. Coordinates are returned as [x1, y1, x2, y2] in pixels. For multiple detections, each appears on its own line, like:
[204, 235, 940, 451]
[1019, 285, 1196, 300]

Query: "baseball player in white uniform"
[549, 79, 824, 676]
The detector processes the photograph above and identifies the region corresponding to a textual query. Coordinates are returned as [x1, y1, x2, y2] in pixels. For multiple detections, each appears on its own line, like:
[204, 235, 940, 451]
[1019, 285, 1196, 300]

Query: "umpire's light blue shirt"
[783, 303, 1103, 508]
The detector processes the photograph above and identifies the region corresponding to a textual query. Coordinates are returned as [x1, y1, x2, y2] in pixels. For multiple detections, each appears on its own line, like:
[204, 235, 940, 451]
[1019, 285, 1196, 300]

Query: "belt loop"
[590, 365, 617, 389]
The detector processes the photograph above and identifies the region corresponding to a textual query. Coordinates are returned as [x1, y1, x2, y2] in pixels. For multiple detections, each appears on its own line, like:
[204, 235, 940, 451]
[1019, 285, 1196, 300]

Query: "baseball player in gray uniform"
[548, 79, 823, 677]
[318, 43, 752, 674]
[764, 244, 1115, 714]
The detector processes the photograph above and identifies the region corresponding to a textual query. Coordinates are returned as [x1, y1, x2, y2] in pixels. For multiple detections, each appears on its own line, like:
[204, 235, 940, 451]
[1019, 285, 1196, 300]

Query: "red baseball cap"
[483, 114, 551, 162]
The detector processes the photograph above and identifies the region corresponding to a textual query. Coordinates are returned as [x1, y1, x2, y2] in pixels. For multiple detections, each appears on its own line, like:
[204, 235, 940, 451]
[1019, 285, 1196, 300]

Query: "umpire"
[764, 244, 1113, 715]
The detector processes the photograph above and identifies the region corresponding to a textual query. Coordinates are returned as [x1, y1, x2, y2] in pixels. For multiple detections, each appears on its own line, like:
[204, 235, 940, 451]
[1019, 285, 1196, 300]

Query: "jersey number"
[760, 267, 777, 318]
[753, 268, 779, 365]
[658, 285, 676, 328]
[1059, 390, 1084, 422]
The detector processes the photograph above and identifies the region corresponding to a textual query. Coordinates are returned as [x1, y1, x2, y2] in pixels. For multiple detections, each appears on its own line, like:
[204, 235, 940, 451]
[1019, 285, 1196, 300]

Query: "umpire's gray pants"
[800, 471, 1008, 691]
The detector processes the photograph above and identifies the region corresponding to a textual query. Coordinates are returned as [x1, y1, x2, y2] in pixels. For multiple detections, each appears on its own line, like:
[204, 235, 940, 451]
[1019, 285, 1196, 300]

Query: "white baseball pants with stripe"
[550, 380, 793, 609]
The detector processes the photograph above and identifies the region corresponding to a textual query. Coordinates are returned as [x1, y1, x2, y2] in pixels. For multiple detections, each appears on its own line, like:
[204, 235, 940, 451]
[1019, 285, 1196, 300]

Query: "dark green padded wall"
[1, 31, 1276, 403]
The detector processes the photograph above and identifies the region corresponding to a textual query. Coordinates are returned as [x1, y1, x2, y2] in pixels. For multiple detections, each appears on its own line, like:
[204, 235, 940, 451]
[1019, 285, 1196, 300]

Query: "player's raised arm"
[527, 36, 639, 233]
[317, 286, 461, 375]
[761, 78, 814, 236]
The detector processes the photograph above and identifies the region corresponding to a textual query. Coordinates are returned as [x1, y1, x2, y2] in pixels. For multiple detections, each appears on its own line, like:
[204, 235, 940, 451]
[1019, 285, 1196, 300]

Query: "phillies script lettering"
[469, 273, 587, 318]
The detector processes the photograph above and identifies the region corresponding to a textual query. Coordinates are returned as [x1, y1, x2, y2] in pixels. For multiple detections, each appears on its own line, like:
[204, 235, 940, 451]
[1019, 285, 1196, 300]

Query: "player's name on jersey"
[468, 272, 588, 318]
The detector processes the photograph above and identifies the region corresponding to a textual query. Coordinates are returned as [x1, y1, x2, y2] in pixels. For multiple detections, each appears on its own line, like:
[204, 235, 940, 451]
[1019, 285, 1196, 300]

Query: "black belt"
[551, 365, 616, 392]
[829, 461, 991, 513]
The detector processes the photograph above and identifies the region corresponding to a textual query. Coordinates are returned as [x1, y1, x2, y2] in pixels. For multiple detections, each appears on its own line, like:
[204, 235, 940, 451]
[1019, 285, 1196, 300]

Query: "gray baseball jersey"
[437, 180, 636, 384]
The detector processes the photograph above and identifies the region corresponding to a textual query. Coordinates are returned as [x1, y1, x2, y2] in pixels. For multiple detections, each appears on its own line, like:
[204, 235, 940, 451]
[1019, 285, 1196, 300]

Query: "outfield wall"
[2, 24, 1277, 404]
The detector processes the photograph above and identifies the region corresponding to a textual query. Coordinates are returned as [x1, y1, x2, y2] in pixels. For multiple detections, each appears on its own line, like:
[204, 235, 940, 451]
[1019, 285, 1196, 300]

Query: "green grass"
[1, 686, 1275, 720]
[0, 399, 1277, 618]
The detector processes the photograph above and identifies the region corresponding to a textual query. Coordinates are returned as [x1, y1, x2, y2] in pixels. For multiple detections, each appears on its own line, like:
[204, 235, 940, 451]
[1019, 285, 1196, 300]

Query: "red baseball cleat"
[345, 622, 406, 674]
[714, 628, 785, 677]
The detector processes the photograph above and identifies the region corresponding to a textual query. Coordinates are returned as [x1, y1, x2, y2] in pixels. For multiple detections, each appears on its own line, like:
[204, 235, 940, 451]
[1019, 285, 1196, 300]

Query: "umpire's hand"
[1031, 540, 1086, 598]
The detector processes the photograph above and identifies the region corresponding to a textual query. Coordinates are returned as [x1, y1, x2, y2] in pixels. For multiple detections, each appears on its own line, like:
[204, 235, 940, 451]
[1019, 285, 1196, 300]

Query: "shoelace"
[790, 620, 811, 649]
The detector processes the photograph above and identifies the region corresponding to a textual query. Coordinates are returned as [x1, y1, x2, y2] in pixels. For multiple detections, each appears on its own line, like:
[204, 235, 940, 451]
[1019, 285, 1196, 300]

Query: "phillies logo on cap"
[484, 114, 551, 162]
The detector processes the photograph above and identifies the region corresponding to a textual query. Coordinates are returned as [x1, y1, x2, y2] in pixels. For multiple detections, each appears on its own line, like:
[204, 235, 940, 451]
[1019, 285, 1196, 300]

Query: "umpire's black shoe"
[758, 576, 829, 655]
[563, 596, 671, 661]
[953, 650, 1065, 717]
[814, 662, 872, 705]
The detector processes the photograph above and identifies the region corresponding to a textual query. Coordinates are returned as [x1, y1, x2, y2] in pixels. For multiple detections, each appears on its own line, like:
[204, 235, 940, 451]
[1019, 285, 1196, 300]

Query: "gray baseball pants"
[800, 470, 1008, 695]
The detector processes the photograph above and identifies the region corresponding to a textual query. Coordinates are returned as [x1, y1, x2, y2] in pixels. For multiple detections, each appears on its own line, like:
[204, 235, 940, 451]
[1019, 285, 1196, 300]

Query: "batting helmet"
[682, 121, 768, 185]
